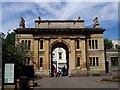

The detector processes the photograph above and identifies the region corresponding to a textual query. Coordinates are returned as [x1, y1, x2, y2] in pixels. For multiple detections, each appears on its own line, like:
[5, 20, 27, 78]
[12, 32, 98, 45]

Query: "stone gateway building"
[14, 17, 106, 76]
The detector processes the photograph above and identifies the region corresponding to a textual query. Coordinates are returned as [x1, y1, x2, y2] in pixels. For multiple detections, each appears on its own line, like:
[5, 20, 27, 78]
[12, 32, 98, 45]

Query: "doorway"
[50, 42, 69, 76]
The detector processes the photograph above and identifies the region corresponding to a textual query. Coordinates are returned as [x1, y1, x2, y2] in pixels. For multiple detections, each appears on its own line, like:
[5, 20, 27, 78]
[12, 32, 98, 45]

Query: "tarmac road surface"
[34, 76, 118, 88]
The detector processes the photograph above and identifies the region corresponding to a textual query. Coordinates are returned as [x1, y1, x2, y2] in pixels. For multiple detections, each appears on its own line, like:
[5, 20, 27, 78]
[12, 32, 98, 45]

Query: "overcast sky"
[1, 0, 119, 40]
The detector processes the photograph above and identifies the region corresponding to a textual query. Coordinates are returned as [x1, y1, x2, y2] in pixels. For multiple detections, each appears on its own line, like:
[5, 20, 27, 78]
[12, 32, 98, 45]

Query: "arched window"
[40, 40, 43, 49]
[22, 40, 24, 44]
[76, 40, 80, 49]
[95, 40, 98, 49]
[28, 40, 31, 50]
[89, 40, 91, 49]
[92, 40, 94, 49]
[25, 40, 27, 48]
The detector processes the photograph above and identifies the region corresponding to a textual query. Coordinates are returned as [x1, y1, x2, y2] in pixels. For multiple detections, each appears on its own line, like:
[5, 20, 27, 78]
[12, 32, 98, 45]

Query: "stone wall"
[35, 20, 84, 28]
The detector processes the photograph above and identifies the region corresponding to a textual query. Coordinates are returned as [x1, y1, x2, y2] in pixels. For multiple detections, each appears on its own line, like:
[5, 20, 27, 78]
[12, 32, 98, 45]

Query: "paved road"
[34, 76, 118, 88]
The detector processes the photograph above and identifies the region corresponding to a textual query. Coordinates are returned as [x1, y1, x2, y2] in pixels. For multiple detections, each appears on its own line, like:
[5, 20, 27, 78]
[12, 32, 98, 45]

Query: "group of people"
[53, 66, 67, 77]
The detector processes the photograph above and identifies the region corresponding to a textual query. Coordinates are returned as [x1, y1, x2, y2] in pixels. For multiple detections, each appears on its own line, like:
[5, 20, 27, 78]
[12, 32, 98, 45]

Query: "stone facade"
[105, 40, 120, 74]
[14, 18, 106, 76]
[106, 49, 120, 73]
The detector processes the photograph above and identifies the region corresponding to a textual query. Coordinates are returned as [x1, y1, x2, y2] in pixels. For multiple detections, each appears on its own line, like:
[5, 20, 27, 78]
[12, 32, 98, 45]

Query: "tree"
[115, 44, 120, 50]
[0, 32, 5, 68]
[104, 38, 113, 49]
[2, 32, 29, 77]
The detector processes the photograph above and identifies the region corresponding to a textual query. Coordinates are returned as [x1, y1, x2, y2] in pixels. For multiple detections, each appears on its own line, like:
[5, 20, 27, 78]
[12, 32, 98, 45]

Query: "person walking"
[53, 68, 57, 77]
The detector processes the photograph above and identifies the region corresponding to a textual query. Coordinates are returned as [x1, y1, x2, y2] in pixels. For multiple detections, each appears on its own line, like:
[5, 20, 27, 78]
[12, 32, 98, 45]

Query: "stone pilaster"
[81, 39, 87, 69]
[69, 38, 75, 75]
[86, 39, 90, 71]
[34, 39, 39, 71]
[44, 38, 49, 75]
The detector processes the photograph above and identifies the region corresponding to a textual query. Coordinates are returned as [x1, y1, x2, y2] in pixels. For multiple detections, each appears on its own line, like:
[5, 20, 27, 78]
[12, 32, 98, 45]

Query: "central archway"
[50, 42, 69, 76]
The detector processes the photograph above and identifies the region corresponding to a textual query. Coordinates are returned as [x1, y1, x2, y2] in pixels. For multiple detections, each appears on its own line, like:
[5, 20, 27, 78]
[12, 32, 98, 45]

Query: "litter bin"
[19, 76, 29, 90]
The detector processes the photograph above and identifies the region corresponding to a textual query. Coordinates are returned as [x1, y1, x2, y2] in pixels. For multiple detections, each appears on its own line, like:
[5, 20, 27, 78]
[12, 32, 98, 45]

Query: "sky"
[1, 0, 119, 40]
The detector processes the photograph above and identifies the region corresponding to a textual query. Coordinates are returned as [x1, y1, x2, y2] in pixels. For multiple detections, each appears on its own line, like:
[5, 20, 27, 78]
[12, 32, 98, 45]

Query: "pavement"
[34, 76, 119, 88]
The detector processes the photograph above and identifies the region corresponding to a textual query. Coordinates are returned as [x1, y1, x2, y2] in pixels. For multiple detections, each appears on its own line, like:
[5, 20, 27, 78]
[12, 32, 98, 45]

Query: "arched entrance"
[50, 42, 69, 76]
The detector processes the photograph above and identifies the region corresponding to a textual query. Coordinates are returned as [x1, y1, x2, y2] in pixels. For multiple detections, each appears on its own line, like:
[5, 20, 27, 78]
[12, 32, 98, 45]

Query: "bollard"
[19, 76, 29, 90]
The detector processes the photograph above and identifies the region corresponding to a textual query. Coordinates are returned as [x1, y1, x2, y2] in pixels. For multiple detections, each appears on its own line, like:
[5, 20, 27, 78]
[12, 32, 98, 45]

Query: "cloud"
[34, 2, 118, 34]
[1, 0, 120, 2]
[1, 2, 118, 40]
[2, 2, 37, 33]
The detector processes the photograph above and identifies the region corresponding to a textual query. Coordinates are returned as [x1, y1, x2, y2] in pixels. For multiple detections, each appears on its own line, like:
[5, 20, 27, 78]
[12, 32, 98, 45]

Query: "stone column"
[86, 39, 90, 71]
[44, 38, 49, 75]
[34, 39, 39, 71]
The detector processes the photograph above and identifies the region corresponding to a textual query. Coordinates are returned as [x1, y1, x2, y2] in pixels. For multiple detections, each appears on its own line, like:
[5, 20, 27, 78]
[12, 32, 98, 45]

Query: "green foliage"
[0, 32, 5, 67]
[2, 32, 28, 62]
[115, 44, 120, 50]
[2, 32, 28, 77]
[104, 38, 113, 49]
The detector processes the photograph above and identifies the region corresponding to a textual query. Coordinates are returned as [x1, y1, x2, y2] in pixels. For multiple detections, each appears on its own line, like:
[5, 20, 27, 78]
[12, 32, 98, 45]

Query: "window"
[92, 40, 94, 49]
[77, 57, 80, 67]
[59, 52, 62, 59]
[21, 40, 24, 50]
[22, 40, 24, 44]
[76, 40, 79, 49]
[40, 40, 43, 49]
[89, 40, 91, 49]
[28, 40, 31, 50]
[90, 57, 99, 66]
[93, 57, 95, 66]
[25, 40, 27, 48]
[96, 57, 99, 66]
[27, 57, 30, 64]
[89, 40, 98, 49]
[90, 57, 92, 66]
[111, 57, 118, 66]
[40, 58, 43, 67]
[95, 40, 98, 49]
[52, 53, 55, 58]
